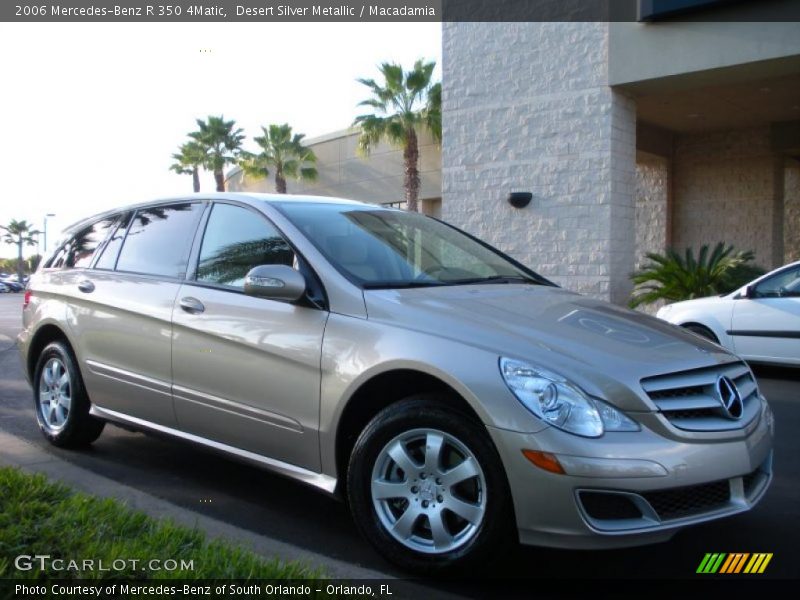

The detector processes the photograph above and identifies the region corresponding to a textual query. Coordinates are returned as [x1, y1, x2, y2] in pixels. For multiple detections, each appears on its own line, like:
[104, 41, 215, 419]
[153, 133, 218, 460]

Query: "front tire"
[33, 341, 105, 448]
[347, 397, 514, 573]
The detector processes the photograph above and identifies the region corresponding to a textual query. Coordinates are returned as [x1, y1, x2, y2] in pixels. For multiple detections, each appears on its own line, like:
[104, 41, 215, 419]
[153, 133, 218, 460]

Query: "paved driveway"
[0, 293, 797, 588]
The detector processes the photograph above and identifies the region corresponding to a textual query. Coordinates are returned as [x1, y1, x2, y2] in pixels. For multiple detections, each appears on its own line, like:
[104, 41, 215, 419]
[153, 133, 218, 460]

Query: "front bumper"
[489, 398, 774, 549]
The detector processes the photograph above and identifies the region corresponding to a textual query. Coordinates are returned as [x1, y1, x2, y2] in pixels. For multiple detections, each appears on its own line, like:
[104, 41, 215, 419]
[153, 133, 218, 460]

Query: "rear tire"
[347, 396, 515, 573]
[33, 341, 105, 448]
[683, 323, 719, 344]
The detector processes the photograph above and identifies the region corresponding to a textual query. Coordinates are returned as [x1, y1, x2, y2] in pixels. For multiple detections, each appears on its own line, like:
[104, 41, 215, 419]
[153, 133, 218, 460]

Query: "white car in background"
[657, 261, 800, 366]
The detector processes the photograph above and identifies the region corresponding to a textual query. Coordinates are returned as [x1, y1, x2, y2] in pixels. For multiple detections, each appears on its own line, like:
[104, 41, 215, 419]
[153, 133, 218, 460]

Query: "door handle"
[179, 296, 205, 314]
[78, 280, 95, 293]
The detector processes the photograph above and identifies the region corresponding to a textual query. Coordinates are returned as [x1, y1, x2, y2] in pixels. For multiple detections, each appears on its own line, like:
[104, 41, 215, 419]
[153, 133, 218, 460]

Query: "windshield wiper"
[362, 281, 449, 290]
[363, 275, 542, 289]
[442, 275, 540, 286]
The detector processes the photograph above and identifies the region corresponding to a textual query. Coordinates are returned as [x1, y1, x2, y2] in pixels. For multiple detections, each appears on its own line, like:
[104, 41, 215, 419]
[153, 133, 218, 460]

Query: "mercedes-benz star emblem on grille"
[715, 376, 743, 420]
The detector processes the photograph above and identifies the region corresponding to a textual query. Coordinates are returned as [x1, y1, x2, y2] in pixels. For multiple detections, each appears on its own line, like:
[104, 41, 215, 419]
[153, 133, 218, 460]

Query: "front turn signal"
[522, 449, 565, 475]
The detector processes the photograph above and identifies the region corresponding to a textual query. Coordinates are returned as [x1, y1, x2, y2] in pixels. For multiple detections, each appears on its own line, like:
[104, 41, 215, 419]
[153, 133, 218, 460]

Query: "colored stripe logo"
[697, 553, 773, 574]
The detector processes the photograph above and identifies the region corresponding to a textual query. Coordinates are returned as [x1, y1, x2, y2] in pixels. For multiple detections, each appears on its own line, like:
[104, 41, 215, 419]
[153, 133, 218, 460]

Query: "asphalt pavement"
[0, 293, 798, 591]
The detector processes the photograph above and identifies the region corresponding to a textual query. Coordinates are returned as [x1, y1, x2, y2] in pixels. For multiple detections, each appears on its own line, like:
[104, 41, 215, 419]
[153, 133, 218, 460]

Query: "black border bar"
[2, 0, 800, 22]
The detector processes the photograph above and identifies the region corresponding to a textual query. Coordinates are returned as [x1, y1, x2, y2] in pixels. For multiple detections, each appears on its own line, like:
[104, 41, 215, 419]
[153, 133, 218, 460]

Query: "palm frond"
[188, 115, 245, 170]
[629, 243, 761, 308]
[353, 58, 440, 156]
[243, 123, 316, 190]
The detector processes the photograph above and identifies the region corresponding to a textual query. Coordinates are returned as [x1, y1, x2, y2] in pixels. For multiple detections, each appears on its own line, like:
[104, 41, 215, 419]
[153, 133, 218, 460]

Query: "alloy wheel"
[38, 357, 71, 432]
[370, 428, 487, 554]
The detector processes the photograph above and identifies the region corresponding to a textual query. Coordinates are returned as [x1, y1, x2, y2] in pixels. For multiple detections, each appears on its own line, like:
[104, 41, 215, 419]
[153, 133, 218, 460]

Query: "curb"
[0, 429, 390, 580]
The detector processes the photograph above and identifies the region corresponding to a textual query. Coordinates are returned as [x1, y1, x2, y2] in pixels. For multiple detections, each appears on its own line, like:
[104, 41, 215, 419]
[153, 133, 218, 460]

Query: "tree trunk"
[214, 169, 225, 192]
[275, 168, 287, 194]
[16, 240, 24, 282]
[403, 128, 420, 212]
[192, 168, 200, 193]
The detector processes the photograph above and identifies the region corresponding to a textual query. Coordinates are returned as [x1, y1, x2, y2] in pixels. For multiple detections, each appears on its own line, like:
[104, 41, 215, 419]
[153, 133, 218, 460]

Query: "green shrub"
[629, 243, 764, 308]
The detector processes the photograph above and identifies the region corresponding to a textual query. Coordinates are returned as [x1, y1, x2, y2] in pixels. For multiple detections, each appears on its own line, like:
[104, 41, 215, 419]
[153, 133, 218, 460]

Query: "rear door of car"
[72, 201, 205, 426]
[731, 264, 800, 364]
[170, 201, 329, 471]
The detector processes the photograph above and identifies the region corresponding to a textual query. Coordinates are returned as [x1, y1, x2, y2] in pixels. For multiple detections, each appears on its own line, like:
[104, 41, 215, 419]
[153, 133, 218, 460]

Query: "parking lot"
[0, 292, 798, 587]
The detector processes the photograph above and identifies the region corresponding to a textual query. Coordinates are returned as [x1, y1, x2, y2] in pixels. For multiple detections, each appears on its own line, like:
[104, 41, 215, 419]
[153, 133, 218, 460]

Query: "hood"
[364, 284, 739, 411]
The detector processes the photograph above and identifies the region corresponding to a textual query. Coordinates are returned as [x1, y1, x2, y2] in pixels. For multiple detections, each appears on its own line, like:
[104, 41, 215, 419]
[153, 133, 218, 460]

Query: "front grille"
[579, 492, 643, 521]
[642, 480, 730, 520]
[648, 385, 704, 401]
[662, 408, 717, 420]
[641, 361, 760, 432]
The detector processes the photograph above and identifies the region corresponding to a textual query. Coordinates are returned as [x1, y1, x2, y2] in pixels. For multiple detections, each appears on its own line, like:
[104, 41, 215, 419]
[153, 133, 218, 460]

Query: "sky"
[0, 22, 441, 258]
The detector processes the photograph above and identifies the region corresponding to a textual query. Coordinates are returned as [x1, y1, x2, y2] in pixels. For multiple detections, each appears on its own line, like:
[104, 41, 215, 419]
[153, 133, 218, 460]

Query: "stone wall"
[672, 127, 778, 269]
[442, 22, 636, 303]
[634, 156, 669, 271]
[786, 163, 800, 262]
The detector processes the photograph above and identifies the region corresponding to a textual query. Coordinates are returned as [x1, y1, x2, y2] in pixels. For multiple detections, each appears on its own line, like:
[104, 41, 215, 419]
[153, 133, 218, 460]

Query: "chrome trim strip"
[89, 405, 336, 494]
[172, 384, 303, 434]
[85, 359, 171, 397]
[641, 362, 750, 393]
[557, 455, 669, 478]
[651, 393, 720, 411]
[663, 397, 760, 432]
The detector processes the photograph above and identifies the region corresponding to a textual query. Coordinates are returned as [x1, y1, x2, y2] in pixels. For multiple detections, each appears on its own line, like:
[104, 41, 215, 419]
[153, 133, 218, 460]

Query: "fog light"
[522, 449, 565, 474]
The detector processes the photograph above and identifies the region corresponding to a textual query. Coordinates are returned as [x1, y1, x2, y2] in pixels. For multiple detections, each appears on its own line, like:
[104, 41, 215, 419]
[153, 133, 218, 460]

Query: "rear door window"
[115, 203, 204, 278]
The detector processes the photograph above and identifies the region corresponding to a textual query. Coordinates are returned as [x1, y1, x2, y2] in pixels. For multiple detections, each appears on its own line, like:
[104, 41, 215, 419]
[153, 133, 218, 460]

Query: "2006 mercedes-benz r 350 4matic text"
[19, 194, 774, 572]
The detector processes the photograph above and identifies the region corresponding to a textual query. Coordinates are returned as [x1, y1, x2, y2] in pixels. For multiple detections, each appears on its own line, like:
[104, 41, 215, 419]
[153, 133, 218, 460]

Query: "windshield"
[276, 202, 551, 289]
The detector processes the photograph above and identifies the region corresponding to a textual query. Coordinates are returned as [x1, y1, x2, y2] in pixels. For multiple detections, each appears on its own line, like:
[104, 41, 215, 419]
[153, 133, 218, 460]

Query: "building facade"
[233, 15, 800, 305]
[443, 19, 800, 304]
[227, 128, 443, 217]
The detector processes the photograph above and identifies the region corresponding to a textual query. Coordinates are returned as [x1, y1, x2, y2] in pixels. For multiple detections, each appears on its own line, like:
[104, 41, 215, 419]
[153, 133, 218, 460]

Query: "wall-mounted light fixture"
[507, 192, 533, 209]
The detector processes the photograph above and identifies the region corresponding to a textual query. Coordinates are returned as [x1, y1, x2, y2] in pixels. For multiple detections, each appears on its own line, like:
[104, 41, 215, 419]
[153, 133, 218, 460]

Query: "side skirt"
[89, 405, 338, 495]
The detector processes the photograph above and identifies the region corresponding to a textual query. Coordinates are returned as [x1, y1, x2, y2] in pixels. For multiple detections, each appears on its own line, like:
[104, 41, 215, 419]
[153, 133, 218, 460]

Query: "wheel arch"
[664, 302, 732, 349]
[672, 314, 729, 347]
[26, 323, 76, 383]
[680, 321, 720, 341]
[334, 368, 488, 496]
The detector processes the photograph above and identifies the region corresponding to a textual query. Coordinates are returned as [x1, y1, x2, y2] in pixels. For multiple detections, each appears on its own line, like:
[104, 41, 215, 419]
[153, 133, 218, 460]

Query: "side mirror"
[744, 285, 757, 299]
[243, 265, 306, 303]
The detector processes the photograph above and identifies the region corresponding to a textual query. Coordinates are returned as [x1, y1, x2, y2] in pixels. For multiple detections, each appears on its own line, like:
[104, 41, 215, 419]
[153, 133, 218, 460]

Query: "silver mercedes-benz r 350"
[19, 193, 773, 572]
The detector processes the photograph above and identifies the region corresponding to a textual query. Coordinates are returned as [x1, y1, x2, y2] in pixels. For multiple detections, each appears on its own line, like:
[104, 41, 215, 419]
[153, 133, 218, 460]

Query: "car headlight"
[499, 357, 639, 437]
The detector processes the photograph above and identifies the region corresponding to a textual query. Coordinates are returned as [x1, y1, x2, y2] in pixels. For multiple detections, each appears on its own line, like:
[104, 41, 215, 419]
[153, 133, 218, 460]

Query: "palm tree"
[1, 219, 41, 281]
[629, 243, 763, 308]
[189, 116, 245, 192]
[354, 59, 441, 212]
[169, 141, 207, 193]
[239, 124, 318, 194]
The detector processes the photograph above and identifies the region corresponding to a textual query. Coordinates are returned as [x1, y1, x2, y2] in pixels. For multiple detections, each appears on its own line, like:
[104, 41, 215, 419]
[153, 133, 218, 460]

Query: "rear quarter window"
[48, 216, 118, 269]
